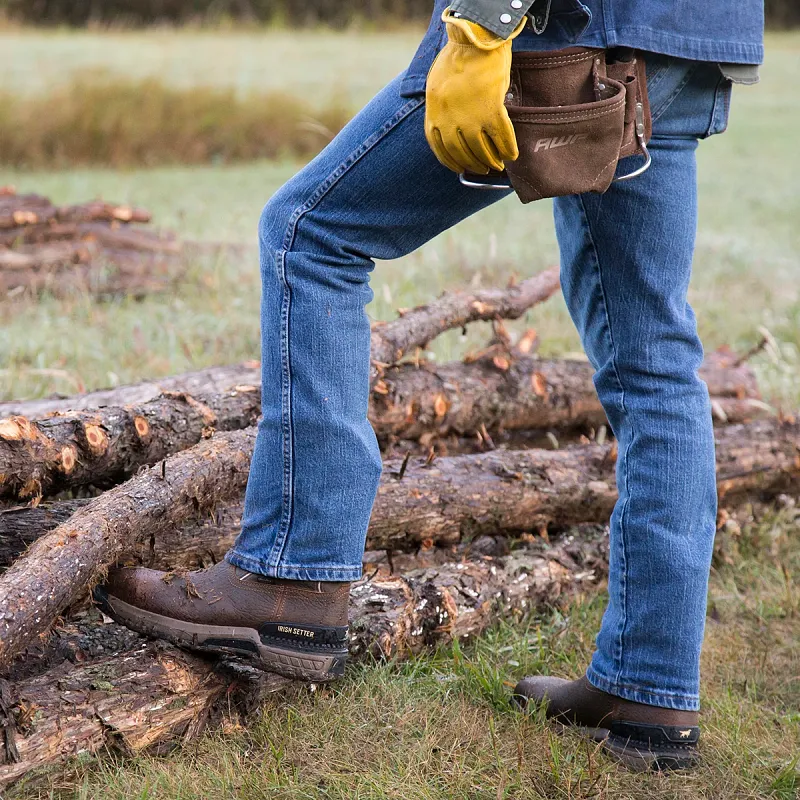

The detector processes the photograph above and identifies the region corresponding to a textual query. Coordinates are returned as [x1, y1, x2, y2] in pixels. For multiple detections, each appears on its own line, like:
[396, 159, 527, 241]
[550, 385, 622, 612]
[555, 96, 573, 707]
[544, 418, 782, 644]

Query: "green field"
[2, 28, 799, 800]
[0, 28, 425, 107]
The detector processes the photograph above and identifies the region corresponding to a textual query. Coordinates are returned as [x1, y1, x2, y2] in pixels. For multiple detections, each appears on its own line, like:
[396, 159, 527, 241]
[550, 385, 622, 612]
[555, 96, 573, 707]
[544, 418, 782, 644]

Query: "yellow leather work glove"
[425, 9, 526, 175]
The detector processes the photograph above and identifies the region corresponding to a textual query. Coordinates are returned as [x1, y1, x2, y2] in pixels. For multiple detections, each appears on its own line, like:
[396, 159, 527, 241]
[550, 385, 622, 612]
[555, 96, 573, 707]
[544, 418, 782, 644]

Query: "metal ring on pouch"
[615, 102, 652, 182]
[458, 173, 513, 190]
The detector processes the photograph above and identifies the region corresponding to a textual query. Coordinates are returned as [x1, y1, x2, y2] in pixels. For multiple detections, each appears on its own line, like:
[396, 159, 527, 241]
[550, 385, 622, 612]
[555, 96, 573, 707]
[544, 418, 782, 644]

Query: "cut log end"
[83, 424, 109, 455]
[0, 417, 27, 441]
[59, 445, 77, 474]
[133, 415, 150, 439]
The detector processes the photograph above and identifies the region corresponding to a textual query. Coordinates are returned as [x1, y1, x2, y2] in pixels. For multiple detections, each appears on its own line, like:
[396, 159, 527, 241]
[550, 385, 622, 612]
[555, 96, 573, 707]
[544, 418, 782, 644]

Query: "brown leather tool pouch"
[465, 48, 652, 203]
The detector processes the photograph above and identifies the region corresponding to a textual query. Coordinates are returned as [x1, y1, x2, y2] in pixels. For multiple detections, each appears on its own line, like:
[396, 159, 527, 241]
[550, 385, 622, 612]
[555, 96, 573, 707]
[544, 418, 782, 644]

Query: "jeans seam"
[650, 62, 698, 124]
[708, 76, 731, 137]
[264, 95, 425, 572]
[227, 549, 362, 580]
[577, 193, 633, 689]
[265, 247, 296, 572]
[232, 550, 359, 574]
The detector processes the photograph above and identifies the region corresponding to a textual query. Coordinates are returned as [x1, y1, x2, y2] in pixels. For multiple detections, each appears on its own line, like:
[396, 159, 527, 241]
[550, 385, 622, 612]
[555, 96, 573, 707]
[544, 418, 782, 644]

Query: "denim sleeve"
[449, 0, 535, 38]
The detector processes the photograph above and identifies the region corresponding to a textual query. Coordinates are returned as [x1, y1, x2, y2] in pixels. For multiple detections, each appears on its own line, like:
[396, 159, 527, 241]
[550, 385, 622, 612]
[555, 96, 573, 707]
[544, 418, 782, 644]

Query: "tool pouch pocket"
[466, 48, 652, 203]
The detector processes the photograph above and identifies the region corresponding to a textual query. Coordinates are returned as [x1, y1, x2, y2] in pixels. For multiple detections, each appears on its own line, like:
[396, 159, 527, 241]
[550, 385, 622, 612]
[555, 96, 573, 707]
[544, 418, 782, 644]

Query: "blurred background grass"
[0, 28, 424, 106]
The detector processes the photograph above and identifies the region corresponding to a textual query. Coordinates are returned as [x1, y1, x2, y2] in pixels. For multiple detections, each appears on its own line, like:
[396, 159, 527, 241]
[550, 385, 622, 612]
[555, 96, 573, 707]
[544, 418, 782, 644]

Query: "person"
[96, 0, 764, 771]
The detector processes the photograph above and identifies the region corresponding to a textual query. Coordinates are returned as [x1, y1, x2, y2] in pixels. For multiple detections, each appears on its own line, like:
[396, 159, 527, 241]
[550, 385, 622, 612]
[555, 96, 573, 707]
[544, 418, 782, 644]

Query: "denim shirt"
[400, 0, 764, 97]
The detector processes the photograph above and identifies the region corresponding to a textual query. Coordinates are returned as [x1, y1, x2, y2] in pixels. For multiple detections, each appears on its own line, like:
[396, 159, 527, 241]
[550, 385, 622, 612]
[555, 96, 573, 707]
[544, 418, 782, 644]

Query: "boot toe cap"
[512, 675, 570, 711]
[100, 566, 165, 611]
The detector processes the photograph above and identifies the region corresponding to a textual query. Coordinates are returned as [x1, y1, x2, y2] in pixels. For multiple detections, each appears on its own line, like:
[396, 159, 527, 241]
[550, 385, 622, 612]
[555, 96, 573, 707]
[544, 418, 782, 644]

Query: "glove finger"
[462, 129, 505, 173]
[488, 112, 520, 163]
[428, 127, 467, 174]
[454, 130, 491, 175]
[438, 128, 487, 175]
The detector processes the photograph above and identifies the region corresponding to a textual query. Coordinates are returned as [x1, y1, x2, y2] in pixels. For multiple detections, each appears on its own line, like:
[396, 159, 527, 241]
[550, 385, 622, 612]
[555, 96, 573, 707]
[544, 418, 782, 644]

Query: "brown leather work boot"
[512, 675, 700, 771]
[94, 561, 350, 682]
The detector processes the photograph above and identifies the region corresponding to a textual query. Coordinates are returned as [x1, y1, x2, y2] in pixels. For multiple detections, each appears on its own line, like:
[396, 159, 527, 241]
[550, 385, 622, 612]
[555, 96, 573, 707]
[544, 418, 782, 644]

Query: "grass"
[0, 26, 798, 799]
[0, 28, 423, 108]
[9, 513, 799, 799]
[0, 77, 352, 168]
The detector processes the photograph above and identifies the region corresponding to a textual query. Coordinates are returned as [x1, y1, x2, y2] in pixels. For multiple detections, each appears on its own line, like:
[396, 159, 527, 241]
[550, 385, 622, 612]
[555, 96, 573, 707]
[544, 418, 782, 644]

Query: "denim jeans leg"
[226, 75, 511, 581]
[553, 59, 725, 710]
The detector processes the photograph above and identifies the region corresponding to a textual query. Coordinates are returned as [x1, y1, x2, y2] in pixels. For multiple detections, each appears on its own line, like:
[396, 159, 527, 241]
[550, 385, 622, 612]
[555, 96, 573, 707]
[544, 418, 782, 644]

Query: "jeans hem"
[225, 549, 362, 582]
[585, 665, 700, 711]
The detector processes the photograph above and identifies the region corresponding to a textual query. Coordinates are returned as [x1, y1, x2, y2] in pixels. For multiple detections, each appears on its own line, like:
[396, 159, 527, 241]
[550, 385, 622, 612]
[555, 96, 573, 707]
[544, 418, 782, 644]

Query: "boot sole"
[558, 722, 699, 772]
[94, 587, 348, 683]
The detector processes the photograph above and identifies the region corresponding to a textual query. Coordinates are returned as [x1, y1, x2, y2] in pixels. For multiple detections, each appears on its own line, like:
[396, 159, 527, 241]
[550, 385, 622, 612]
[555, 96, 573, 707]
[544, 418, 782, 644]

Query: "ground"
[1, 27, 798, 800]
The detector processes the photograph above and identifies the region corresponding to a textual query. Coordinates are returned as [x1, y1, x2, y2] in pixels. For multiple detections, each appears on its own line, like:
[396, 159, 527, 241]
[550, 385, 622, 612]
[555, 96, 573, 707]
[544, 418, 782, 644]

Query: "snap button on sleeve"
[511, 0, 523, 8]
[500, 13, 512, 23]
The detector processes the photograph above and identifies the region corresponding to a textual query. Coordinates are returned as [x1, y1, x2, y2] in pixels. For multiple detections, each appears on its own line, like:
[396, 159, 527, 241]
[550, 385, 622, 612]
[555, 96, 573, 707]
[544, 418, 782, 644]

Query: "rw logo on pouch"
[533, 134, 589, 153]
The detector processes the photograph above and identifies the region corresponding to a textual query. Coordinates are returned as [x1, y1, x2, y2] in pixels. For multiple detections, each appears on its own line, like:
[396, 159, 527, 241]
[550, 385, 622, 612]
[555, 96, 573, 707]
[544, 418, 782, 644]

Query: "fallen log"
[370, 417, 800, 550]
[71, 222, 179, 253]
[0, 428, 258, 671]
[1, 416, 797, 650]
[1, 266, 561, 414]
[0, 498, 235, 571]
[1, 221, 179, 251]
[0, 205, 56, 230]
[0, 189, 179, 300]
[0, 362, 262, 419]
[370, 268, 561, 384]
[53, 202, 152, 226]
[1, 351, 755, 426]
[0, 532, 607, 785]
[0, 241, 92, 271]
[0, 200, 150, 231]
[0, 385, 260, 502]
[372, 355, 766, 443]
[0, 249, 182, 299]
[0, 641, 270, 787]
[0, 500, 88, 568]
[0, 354, 763, 501]
[0, 190, 51, 212]
[702, 345, 763, 398]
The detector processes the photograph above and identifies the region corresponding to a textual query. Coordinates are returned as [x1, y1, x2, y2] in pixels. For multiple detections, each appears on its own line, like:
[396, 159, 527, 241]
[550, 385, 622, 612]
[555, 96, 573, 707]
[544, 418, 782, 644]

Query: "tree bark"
[349, 532, 608, 660]
[0, 641, 272, 787]
[0, 249, 182, 299]
[0, 386, 261, 502]
[368, 417, 800, 550]
[0, 533, 607, 786]
[0, 363, 262, 419]
[369, 268, 561, 384]
[0, 428, 258, 672]
[371, 355, 765, 443]
[0, 201, 151, 231]
[0, 241, 93, 271]
[0, 500, 89, 568]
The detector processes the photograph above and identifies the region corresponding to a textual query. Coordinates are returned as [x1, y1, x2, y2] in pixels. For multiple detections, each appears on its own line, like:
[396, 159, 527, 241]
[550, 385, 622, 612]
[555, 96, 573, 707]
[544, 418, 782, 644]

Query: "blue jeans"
[227, 54, 733, 711]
